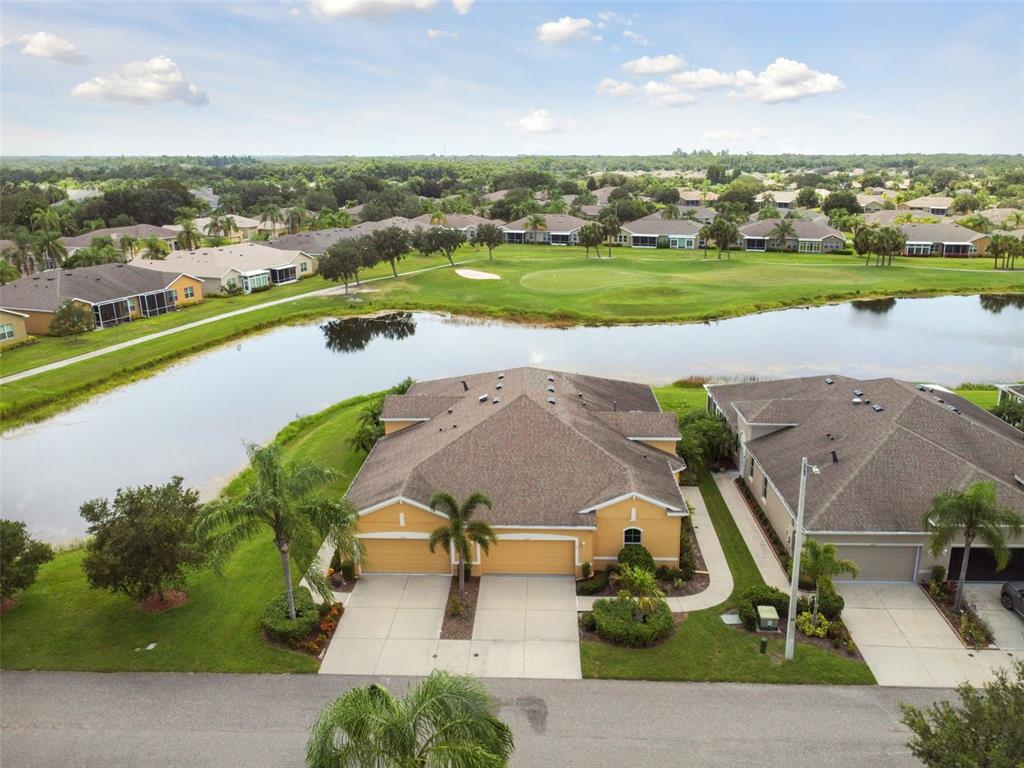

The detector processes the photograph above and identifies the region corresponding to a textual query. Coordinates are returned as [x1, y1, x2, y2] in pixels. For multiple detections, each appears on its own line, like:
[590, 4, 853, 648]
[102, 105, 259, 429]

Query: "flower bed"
[920, 580, 994, 649]
[261, 590, 343, 656]
[733, 478, 796, 577]
[440, 577, 479, 640]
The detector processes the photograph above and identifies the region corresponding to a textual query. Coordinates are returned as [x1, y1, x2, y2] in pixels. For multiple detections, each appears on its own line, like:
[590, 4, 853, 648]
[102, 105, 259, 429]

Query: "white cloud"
[451, 0, 474, 14]
[642, 81, 695, 108]
[16, 31, 88, 64]
[597, 10, 630, 26]
[310, 0, 438, 17]
[512, 109, 575, 134]
[622, 30, 651, 46]
[596, 77, 637, 97]
[536, 16, 593, 44]
[622, 54, 684, 75]
[670, 57, 843, 103]
[591, 34, 603, 43]
[427, 28, 458, 38]
[70, 56, 209, 106]
[290, 7, 302, 16]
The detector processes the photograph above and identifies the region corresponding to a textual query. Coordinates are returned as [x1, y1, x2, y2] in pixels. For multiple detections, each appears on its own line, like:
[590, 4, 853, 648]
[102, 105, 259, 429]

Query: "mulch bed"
[918, 582, 989, 649]
[329, 577, 358, 594]
[580, 572, 710, 599]
[440, 577, 480, 640]
[722, 615, 864, 661]
[135, 590, 187, 613]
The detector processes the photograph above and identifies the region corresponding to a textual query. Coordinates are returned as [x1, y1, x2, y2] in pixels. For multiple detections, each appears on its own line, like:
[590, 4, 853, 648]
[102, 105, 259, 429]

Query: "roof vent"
[547, 386, 555, 393]
[950, 406, 961, 414]
[825, 377, 834, 385]
[853, 389, 863, 397]
[447, 408, 453, 414]
[935, 397, 945, 404]
[916, 385, 927, 392]
[577, 392, 583, 398]
[547, 375, 555, 382]
[851, 397, 862, 405]
[495, 383, 503, 390]
[872, 404, 884, 412]
[493, 398, 501, 405]
[830, 450, 839, 464]
[478, 394, 488, 403]
[547, 398, 556, 405]
[498, 372, 505, 379]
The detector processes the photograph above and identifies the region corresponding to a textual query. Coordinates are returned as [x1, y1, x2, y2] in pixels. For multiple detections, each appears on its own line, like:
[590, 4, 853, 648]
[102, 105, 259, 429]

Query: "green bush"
[930, 565, 946, 585]
[329, 549, 342, 572]
[736, 584, 790, 630]
[340, 560, 356, 581]
[655, 565, 671, 581]
[580, 561, 592, 580]
[959, 612, 993, 648]
[260, 590, 321, 645]
[678, 523, 697, 579]
[617, 544, 655, 573]
[816, 588, 845, 620]
[796, 611, 830, 638]
[592, 595, 673, 647]
[576, 570, 609, 596]
[579, 611, 597, 632]
[447, 595, 463, 617]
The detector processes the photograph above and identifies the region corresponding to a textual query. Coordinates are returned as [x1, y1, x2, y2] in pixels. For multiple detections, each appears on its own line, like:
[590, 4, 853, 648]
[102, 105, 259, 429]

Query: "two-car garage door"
[832, 544, 920, 582]
[359, 537, 576, 575]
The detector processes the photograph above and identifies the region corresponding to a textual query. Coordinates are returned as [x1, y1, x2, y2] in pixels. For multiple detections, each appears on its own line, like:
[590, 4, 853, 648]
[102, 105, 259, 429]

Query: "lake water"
[2, 294, 1021, 541]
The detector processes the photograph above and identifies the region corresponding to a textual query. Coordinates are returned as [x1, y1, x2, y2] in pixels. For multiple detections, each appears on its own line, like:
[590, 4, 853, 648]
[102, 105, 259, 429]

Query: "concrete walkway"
[714, 471, 791, 590]
[577, 482, 733, 612]
[0, 258, 479, 385]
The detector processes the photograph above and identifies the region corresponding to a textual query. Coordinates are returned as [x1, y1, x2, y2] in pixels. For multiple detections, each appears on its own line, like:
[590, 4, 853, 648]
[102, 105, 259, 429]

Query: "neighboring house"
[347, 368, 685, 576]
[622, 218, 704, 249]
[864, 209, 944, 227]
[756, 191, 798, 210]
[0, 263, 203, 334]
[899, 195, 955, 216]
[501, 214, 588, 245]
[257, 217, 291, 239]
[707, 376, 1024, 582]
[60, 224, 179, 257]
[268, 228, 353, 256]
[997, 384, 1024, 406]
[409, 213, 503, 239]
[678, 189, 718, 206]
[737, 219, 846, 253]
[49, 189, 102, 207]
[855, 194, 887, 212]
[482, 190, 508, 203]
[643, 206, 716, 224]
[592, 186, 618, 205]
[578, 204, 604, 218]
[132, 243, 316, 295]
[899, 222, 990, 256]
[0, 308, 29, 345]
[190, 187, 220, 209]
[166, 214, 261, 243]
[954, 208, 1024, 228]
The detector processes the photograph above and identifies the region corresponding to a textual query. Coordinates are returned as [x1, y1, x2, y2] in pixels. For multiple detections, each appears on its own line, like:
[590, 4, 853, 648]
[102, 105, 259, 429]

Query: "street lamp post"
[785, 456, 818, 661]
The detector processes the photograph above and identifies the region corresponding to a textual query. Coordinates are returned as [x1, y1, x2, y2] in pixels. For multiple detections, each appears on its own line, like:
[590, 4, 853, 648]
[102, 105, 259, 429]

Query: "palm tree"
[32, 229, 67, 270]
[428, 492, 497, 600]
[174, 218, 202, 251]
[700, 218, 739, 260]
[2, 229, 36, 275]
[0, 260, 19, 284]
[924, 480, 1024, 613]
[259, 205, 283, 239]
[306, 671, 514, 768]
[139, 236, 171, 260]
[800, 540, 858, 623]
[598, 209, 620, 257]
[614, 563, 665, 619]
[203, 217, 224, 239]
[218, 215, 239, 241]
[524, 213, 547, 244]
[287, 206, 307, 235]
[768, 219, 797, 251]
[118, 235, 139, 263]
[30, 207, 62, 234]
[196, 442, 353, 620]
[660, 205, 681, 220]
[427, 203, 448, 226]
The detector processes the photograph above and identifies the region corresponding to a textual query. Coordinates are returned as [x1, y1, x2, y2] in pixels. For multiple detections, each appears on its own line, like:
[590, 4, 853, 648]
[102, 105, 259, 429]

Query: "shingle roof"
[738, 219, 844, 240]
[347, 368, 684, 527]
[622, 218, 703, 237]
[0, 263, 183, 312]
[899, 222, 988, 244]
[501, 214, 588, 232]
[60, 224, 178, 249]
[954, 208, 1023, 226]
[904, 195, 954, 209]
[410, 214, 501, 229]
[678, 189, 718, 202]
[864, 210, 945, 226]
[268, 228, 353, 255]
[708, 376, 1024, 533]
[129, 242, 308, 279]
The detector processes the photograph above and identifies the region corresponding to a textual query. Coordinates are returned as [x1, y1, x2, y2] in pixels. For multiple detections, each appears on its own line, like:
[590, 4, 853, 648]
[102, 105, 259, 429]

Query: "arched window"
[623, 528, 642, 546]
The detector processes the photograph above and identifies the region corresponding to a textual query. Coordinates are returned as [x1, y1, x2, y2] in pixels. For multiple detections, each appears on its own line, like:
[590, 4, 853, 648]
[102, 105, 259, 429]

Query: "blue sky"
[2, 1, 1021, 156]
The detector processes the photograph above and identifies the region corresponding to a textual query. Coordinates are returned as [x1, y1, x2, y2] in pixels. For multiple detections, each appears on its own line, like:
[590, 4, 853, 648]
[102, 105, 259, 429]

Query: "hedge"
[617, 544, 655, 573]
[592, 595, 674, 647]
[260, 589, 321, 645]
[577, 570, 610, 596]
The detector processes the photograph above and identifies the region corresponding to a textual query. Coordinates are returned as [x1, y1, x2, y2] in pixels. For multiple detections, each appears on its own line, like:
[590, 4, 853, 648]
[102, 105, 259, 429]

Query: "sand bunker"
[455, 268, 501, 280]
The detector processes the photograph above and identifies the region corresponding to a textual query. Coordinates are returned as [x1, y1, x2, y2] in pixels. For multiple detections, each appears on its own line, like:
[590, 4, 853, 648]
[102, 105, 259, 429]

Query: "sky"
[1, 1, 1021, 156]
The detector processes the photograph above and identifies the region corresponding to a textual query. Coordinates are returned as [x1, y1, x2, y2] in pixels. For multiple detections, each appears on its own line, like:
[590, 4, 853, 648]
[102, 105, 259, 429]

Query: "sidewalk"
[577, 483, 733, 612]
[713, 471, 790, 590]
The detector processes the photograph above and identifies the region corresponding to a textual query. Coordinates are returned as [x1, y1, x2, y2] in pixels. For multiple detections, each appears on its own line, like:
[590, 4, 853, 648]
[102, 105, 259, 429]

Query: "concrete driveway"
[320, 574, 581, 679]
[964, 584, 1024, 651]
[836, 582, 1018, 687]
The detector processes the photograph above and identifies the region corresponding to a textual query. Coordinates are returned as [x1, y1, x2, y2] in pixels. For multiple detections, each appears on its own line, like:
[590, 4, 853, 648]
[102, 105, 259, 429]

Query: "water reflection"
[851, 298, 897, 315]
[321, 312, 416, 353]
[980, 294, 1024, 314]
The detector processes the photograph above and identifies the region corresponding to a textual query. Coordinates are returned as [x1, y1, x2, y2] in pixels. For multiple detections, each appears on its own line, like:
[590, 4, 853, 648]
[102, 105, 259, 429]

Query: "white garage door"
[831, 544, 920, 582]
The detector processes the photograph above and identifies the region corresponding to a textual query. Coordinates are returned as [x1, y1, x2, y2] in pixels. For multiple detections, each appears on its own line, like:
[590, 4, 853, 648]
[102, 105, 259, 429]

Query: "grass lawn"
[580, 385, 876, 685]
[0, 392, 378, 673]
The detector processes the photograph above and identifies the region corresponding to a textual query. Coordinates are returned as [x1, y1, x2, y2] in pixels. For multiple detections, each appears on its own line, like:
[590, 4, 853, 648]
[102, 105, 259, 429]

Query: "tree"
[2, 228, 36, 275]
[471, 222, 504, 260]
[900, 660, 1024, 768]
[800, 540, 857, 623]
[428, 492, 497, 600]
[367, 226, 411, 278]
[0, 260, 20, 284]
[676, 411, 733, 474]
[139, 236, 171, 260]
[768, 218, 797, 251]
[259, 205, 283, 238]
[196, 443, 351, 620]
[598, 208, 620, 256]
[699, 218, 739, 260]
[320, 239, 365, 293]
[287, 206, 307, 234]
[306, 671, 514, 768]
[660, 204, 681, 220]
[174, 219, 202, 251]
[30, 207, 62, 235]
[524, 213, 547, 242]
[990, 234, 1021, 270]
[705, 163, 727, 185]
[579, 222, 604, 258]
[821, 191, 863, 216]
[924, 481, 1024, 614]
[993, 398, 1024, 429]
[415, 226, 466, 267]
[426, 202, 448, 226]
[796, 187, 820, 208]
[49, 300, 96, 337]
[855, 225, 881, 266]
[614, 563, 666, 618]
[0, 519, 54, 602]
[877, 225, 906, 266]
[119, 235, 139, 262]
[32, 229, 67, 270]
[80, 477, 205, 605]
[951, 192, 981, 214]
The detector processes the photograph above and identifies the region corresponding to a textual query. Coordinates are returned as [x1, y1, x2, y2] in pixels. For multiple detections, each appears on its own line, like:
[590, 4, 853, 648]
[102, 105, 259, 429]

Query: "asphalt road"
[0, 672, 946, 767]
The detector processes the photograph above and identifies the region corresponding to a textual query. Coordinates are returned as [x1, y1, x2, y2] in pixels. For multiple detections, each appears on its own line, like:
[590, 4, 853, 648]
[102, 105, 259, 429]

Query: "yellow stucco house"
[346, 368, 686, 577]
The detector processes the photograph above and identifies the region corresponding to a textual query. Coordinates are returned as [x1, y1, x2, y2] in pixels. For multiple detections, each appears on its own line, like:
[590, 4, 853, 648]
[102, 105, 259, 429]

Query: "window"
[169, 289, 178, 301]
[798, 240, 821, 253]
[183, 286, 195, 299]
[623, 528, 642, 546]
[300, 261, 309, 273]
[906, 243, 932, 256]
[0, 323, 14, 341]
[761, 477, 768, 500]
[226, 278, 237, 288]
[126, 299, 135, 312]
[748, 458, 754, 479]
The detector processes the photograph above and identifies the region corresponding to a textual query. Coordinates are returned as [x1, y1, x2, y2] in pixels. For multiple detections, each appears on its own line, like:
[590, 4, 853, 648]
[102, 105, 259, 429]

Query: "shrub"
[329, 549, 342, 572]
[930, 579, 954, 605]
[447, 595, 463, 617]
[260, 590, 321, 646]
[655, 565, 671, 581]
[736, 584, 790, 630]
[576, 570, 609, 596]
[592, 595, 673, 647]
[340, 560, 356, 581]
[816, 588, 845, 620]
[678, 525, 696, 580]
[930, 565, 946, 585]
[617, 544, 655, 573]
[580, 562, 592, 580]
[796, 611, 830, 638]
[959, 612, 993, 648]
[579, 611, 597, 632]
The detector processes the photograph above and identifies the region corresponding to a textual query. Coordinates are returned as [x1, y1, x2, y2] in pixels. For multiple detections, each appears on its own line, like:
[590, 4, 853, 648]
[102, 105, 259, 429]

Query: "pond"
[3, 294, 1021, 541]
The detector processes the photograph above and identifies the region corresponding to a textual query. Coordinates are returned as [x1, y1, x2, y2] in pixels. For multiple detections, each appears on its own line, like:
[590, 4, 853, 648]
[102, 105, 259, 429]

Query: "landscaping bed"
[441, 577, 479, 640]
[920, 577, 994, 649]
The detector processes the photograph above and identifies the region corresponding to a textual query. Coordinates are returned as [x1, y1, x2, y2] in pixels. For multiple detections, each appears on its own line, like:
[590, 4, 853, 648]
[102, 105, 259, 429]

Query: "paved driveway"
[964, 583, 1024, 651]
[320, 574, 581, 679]
[836, 582, 1017, 687]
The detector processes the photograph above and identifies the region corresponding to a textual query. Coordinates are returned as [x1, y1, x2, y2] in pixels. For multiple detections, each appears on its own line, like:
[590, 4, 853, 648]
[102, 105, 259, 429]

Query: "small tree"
[415, 226, 466, 267]
[579, 222, 604, 258]
[0, 519, 54, 603]
[80, 477, 205, 605]
[924, 481, 1024, 613]
[614, 563, 666, 618]
[320, 239, 365, 293]
[800, 539, 858, 623]
[428, 492, 498, 600]
[699, 218, 739, 260]
[900, 660, 1024, 768]
[821, 191, 863, 216]
[768, 218, 797, 251]
[471, 222, 504, 260]
[795, 187, 820, 208]
[367, 226, 411, 278]
[50, 300, 96, 338]
[598, 208, 621, 257]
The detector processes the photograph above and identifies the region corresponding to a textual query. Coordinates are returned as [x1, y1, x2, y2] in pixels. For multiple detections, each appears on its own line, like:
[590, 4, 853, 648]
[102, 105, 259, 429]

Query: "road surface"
[0, 672, 945, 767]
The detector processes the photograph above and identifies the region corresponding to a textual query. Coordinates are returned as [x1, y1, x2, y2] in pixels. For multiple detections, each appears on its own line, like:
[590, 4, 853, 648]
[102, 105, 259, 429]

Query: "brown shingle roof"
[501, 214, 588, 232]
[738, 219, 844, 240]
[60, 224, 178, 250]
[0, 263, 183, 312]
[708, 377, 1024, 533]
[347, 368, 685, 527]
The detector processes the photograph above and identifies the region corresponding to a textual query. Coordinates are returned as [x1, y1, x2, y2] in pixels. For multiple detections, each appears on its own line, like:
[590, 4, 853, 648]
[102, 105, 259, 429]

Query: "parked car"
[1001, 582, 1024, 617]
